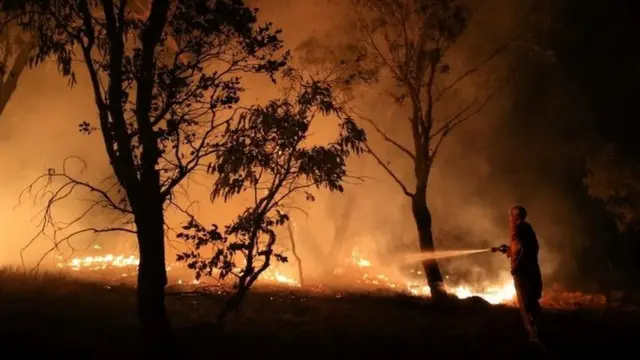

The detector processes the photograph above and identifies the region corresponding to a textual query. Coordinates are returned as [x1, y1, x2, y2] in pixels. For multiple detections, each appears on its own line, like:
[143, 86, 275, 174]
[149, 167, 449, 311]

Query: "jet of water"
[400, 249, 492, 263]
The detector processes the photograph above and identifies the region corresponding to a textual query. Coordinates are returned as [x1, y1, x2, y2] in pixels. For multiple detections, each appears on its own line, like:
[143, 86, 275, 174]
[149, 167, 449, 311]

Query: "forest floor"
[0, 269, 638, 359]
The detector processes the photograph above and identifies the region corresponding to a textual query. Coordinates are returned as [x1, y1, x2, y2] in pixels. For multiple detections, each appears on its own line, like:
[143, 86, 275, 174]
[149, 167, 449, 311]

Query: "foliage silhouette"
[176, 71, 366, 323]
[585, 144, 640, 233]
[12, 0, 287, 348]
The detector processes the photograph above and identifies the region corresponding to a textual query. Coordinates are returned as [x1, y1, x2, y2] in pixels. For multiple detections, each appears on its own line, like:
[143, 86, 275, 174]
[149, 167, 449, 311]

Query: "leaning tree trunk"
[0, 35, 36, 118]
[327, 195, 357, 268]
[286, 217, 305, 286]
[131, 187, 172, 351]
[411, 187, 447, 300]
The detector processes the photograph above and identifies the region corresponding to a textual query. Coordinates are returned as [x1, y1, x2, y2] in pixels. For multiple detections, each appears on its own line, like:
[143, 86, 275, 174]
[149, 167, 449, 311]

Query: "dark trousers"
[514, 276, 544, 341]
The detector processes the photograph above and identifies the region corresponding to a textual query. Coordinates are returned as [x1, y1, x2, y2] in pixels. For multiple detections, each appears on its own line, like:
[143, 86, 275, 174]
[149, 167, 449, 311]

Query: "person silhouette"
[494, 205, 544, 343]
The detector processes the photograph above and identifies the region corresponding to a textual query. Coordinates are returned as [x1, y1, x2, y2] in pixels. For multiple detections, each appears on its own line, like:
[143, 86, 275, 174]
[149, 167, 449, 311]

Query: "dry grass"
[1, 268, 638, 359]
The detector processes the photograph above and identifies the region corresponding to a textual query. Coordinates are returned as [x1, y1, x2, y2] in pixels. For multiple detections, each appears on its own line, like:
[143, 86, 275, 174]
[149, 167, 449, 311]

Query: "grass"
[1, 269, 638, 359]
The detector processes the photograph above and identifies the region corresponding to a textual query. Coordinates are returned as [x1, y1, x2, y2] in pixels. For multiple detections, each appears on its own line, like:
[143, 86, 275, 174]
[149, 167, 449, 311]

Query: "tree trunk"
[411, 191, 447, 300]
[286, 217, 304, 286]
[133, 193, 173, 353]
[216, 286, 247, 326]
[327, 195, 356, 268]
[0, 35, 36, 118]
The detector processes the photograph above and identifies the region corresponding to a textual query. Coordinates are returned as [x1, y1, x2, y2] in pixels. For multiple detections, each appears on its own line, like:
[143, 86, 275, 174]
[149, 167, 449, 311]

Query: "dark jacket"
[509, 221, 543, 300]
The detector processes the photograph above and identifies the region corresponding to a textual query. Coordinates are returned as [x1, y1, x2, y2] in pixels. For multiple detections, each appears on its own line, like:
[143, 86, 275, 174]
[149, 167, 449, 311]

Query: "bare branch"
[17, 158, 136, 273]
[359, 113, 415, 161]
[430, 88, 498, 158]
[354, 8, 401, 80]
[23, 225, 135, 275]
[435, 35, 518, 102]
[364, 143, 413, 197]
[160, 111, 235, 199]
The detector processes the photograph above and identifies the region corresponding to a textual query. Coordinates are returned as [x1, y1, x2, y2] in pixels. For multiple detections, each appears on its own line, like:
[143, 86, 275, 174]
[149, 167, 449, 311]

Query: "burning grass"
[53, 247, 519, 305]
[541, 284, 608, 309]
[49, 246, 617, 312]
[1, 267, 639, 359]
[43, 246, 620, 316]
[52, 247, 608, 310]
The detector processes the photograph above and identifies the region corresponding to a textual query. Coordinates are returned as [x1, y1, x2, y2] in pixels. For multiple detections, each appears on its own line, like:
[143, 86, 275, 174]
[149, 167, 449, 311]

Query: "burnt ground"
[0, 270, 638, 359]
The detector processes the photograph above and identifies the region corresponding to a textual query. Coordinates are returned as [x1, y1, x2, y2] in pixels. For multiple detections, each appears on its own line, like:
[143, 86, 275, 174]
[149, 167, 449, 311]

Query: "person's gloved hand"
[492, 244, 509, 254]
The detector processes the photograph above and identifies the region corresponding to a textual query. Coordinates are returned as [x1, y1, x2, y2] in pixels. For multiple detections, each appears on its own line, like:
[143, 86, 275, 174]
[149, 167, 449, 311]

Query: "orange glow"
[55, 247, 517, 305]
[347, 249, 517, 305]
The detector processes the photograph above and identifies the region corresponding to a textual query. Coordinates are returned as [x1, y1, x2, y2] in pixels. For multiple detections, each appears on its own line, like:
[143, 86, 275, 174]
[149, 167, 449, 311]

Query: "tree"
[0, 8, 37, 119]
[176, 72, 366, 324]
[299, 0, 510, 299]
[16, 0, 286, 346]
[326, 190, 357, 267]
[584, 143, 640, 232]
[284, 209, 304, 286]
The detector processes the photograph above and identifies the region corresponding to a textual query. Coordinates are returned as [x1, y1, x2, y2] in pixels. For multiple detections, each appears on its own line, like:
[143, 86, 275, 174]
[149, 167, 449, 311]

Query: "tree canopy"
[296, 0, 511, 298]
[585, 144, 640, 233]
[177, 71, 366, 323]
[11, 0, 367, 337]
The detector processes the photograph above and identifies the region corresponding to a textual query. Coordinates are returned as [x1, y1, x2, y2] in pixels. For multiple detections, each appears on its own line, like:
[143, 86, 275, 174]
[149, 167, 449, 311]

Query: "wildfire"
[55, 248, 516, 305]
[59, 254, 140, 271]
[351, 248, 372, 268]
[447, 283, 516, 305]
[261, 270, 300, 286]
[348, 249, 517, 305]
[56, 253, 300, 287]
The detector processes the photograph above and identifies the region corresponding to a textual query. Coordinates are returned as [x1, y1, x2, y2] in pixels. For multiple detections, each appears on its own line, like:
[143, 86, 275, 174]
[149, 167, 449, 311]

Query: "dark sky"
[554, 0, 640, 150]
[500, 0, 640, 289]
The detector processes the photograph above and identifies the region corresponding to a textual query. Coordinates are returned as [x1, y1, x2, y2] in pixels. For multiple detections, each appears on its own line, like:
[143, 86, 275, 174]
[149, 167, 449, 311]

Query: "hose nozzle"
[491, 244, 509, 254]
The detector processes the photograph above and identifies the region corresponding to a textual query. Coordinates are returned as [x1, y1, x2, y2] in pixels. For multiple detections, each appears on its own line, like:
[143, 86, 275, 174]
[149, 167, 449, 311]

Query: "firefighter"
[495, 205, 544, 342]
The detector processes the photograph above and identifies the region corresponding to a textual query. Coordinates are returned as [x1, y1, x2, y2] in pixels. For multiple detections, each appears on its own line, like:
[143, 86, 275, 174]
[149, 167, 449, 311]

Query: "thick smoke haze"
[0, 0, 589, 289]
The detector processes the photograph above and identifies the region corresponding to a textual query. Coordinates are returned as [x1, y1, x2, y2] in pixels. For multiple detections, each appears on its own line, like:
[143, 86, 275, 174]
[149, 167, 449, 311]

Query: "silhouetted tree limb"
[285, 214, 304, 286]
[433, 33, 518, 102]
[11, 0, 288, 347]
[18, 157, 135, 272]
[430, 86, 499, 158]
[360, 114, 415, 161]
[0, 10, 37, 119]
[364, 142, 413, 197]
[177, 72, 366, 324]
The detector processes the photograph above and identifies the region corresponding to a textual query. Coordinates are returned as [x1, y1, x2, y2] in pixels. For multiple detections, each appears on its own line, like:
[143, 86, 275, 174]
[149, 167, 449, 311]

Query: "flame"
[448, 283, 517, 304]
[57, 254, 140, 271]
[349, 249, 517, 305]
[56, 253, 300, 287]
[261, 270, 300, 286]
[351, 248, 371, 268]
[55, 248, 516, 304]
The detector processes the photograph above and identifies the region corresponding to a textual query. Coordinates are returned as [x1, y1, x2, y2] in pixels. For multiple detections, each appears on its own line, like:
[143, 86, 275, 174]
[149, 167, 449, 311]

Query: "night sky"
[502, 0, 640, 289]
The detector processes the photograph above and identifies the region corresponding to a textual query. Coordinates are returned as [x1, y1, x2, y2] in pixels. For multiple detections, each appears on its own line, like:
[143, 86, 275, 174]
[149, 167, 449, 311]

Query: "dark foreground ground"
[1, 270, 638, 359]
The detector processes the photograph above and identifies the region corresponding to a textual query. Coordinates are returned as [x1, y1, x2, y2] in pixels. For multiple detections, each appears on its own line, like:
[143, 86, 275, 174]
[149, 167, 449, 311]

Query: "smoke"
[0, 0, 589, 290]
[249, 0, 577, 285]
[0, 62, 106, 265]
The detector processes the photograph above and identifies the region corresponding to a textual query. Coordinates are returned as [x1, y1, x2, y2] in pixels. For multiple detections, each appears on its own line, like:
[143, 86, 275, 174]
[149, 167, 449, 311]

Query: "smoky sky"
[0, 0, 629, 290]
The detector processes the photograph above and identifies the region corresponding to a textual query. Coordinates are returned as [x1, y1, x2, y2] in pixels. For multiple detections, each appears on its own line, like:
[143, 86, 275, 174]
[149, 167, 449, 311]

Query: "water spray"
[400, 248, 493, 263]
